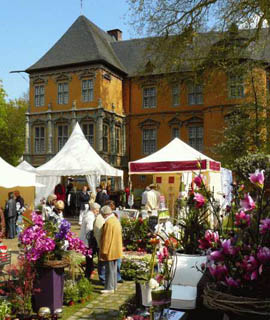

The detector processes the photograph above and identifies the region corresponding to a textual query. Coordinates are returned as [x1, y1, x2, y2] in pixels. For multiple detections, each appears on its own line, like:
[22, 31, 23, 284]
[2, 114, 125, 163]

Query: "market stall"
[35, 122, 123, 205]
[129, 138, 222, 216]
[0, 157, 40, 208]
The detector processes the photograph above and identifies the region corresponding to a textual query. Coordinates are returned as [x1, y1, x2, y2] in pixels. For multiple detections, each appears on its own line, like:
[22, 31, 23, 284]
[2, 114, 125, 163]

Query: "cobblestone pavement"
[67, 279, 135, 320]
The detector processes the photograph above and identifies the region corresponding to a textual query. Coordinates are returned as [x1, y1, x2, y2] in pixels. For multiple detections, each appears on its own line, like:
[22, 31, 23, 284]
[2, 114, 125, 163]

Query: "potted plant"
[201, 169, 270, 319]
[19, 212, 91, 312]
[63, 280, 80, 305]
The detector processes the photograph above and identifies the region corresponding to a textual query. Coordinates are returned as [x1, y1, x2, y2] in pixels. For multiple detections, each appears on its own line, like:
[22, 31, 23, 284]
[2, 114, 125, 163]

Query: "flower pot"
[139, 283, 152, 307]
[33, 267, 65, 313]
[151, 289, 172, 307]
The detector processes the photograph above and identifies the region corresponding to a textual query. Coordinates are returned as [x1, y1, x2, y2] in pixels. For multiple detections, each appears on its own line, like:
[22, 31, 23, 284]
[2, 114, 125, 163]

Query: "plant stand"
[33, 267, 65, 313]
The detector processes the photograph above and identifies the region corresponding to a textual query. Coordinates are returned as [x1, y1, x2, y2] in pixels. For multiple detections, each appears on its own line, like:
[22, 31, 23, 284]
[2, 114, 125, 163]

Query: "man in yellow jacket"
[100, 205, 123, 293]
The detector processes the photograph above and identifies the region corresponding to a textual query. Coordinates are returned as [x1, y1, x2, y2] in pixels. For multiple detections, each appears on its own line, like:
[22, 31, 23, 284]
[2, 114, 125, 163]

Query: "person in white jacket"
[80, 202, 101, 279]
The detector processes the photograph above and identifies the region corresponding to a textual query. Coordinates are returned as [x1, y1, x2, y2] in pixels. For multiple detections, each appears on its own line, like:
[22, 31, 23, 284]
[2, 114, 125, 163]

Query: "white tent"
[129, 138, 221, 216]
[0, 157, 38, 188]
[35, 123, 123, 202]
[129, 138, 220, 174]
[17, 160, 37, 173]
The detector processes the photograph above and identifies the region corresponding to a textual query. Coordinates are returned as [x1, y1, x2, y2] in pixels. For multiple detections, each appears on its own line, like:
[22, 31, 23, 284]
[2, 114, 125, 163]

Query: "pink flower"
[198, 230, 219, 250]
[193, 175, 203, 188]
[235, 211, 251, 228]
[209, 264, 227, 280]
[209, 250, 224, 262]
[221, 239, 239, 256]
[249, 169, 264, 188]
[257, 247, 270, 264]
[259, 218, 270, 235]
[240, 194, 255, 211]
[225, 277, 239, 288]
[194, 193, 205, 208]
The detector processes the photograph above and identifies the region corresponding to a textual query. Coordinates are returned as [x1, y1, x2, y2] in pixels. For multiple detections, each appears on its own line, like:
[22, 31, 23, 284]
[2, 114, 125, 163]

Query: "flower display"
[194, 193, 205, 208]
[19, 212, 91, 264]
[200, 169, 270, 297]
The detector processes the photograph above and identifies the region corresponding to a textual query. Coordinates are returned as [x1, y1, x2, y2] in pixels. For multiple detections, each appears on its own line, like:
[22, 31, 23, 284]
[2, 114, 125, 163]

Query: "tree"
[0, 82, 27, 165]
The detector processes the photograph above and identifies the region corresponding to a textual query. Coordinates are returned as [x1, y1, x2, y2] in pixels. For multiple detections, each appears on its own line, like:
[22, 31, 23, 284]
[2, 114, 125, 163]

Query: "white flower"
[149, 278, 159, 289]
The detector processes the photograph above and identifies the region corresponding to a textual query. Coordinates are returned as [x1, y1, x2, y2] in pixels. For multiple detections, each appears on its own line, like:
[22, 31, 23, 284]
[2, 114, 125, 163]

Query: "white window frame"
[188, 83, 203, 105]
[35, 85, 45, 107]
[34, 126, 45, 154]
[229, 74, 244, 98]
[82, 123, 94, 146]
[143, 87, 156, 108]
[82, 79, 94, 102]
[188, 126, 203, 152]
[58, 125, 68, 150]
[58, 83, 69, 104]
[142, 128, 157, 155]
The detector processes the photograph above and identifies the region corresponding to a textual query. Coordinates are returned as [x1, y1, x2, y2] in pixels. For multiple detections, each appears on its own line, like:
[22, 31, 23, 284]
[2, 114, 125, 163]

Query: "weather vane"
[80, 0, 83, 15]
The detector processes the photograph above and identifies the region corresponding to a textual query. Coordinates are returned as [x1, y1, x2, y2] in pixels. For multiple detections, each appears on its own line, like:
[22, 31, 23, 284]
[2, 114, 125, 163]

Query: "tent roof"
[17, 160, 37, 173]
[129, 138, 220, 174]
[36, 123, 123, 177]
[0, 157, 38, 188]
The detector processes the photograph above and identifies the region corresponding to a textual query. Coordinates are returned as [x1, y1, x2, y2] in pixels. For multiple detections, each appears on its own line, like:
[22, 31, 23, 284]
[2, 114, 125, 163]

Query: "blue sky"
[0, 0, 132, 100]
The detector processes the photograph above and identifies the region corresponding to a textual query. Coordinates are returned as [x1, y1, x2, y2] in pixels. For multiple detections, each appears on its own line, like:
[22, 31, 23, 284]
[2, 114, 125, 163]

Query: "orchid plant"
[176, 171, 221, 254]
[200, 169, 270, 297]
[19, 212, 91, 264]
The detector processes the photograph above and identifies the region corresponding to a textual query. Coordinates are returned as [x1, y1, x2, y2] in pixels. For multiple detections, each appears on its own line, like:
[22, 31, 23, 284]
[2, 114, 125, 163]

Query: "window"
[172, 127, 180, 139]
[58, 83, 69, 104]
[116, 127, 121, 154]
[34, 126, 45, 154]
[188, 126, 203, 152]
[143, 87, 156, 108]
[82, 123, 94, 146]
[58, 125, 68, 150]
[82, 79, 94, 102]
[35, 85, 45, 107]
[143, 128, 157, 154]
[172, 85, 180, 106]
[188, 83, 203, 105]
[103, 124, 109, 152]
[229, 74, 244, 98]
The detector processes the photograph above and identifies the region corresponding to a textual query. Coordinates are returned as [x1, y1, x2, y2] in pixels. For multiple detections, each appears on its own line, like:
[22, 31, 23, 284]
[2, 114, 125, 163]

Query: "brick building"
[24, 16, 270, 187]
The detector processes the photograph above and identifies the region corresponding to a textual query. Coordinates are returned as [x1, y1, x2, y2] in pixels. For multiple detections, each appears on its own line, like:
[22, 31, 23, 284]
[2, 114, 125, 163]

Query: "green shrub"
[0, 300, 11, 320]
[121, 254, 151, 281]
[63, 280, 80, 304]
[77, 277, 92, 300]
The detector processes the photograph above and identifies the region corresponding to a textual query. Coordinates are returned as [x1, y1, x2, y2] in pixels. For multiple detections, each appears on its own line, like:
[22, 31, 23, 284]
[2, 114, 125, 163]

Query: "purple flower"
[56, 219, 71, 240]
[225, 277, 239, 288]
[235, 211, 251, 228]
[194, 193, 205, 208]
[249, 170, 264, 188]
[259, 218, 270, 235]
[240, 194, 255, 212]
[31, 212, 44, 227]
[257, 247, 270, 264]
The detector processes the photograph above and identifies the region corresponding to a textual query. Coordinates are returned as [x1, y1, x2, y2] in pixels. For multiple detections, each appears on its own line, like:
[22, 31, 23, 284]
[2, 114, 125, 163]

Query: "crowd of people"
[41, 184, 123, 294]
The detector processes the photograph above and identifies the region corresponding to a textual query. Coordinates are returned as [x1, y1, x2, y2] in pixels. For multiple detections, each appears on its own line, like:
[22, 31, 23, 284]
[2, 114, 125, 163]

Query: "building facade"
[24, 16, 270, 187]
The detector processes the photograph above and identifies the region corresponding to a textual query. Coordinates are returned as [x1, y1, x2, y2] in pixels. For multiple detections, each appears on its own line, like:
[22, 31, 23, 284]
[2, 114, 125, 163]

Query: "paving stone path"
[67, 279, 135, 320]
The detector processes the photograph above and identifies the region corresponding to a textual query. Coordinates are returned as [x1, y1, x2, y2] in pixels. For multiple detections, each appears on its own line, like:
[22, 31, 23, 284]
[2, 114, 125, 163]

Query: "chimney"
[107, 29, 122, 41]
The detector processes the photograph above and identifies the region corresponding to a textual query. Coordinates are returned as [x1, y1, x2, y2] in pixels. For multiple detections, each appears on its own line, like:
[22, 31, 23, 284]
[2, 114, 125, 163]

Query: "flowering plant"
[201, 169, 270, 297]
[176, 171, 221, 254]
[19, 212, 91, 264]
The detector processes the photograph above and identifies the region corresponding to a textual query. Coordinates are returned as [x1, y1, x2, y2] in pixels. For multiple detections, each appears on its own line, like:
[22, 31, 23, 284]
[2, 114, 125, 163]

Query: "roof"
[26, 15, 126, 73]
[26, 15, 270, 76]
[16, 160, 37, 173]
[36, 122, 123, 177]
[129, 137, 220, 173]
